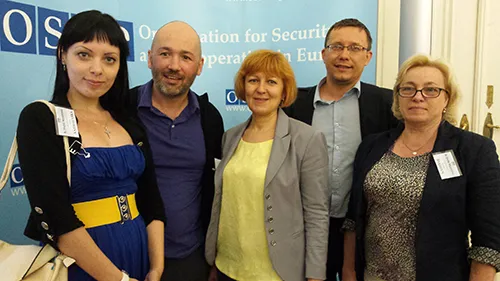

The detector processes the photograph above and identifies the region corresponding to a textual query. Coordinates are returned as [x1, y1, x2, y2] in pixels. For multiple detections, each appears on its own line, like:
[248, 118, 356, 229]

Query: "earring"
[443, 107, 447, 114]
[62, 63, 67, 71]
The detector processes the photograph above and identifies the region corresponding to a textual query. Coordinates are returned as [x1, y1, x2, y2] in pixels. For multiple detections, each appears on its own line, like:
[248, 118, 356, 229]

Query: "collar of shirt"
[137, 79, 200, 117]
[313, 78, 361, 108]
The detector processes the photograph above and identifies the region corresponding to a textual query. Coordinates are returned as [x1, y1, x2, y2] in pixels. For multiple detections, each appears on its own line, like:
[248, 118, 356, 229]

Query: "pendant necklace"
[401, 133, 435, 156]
[74, 108, 112, 139]
[92, 119, 111, 139]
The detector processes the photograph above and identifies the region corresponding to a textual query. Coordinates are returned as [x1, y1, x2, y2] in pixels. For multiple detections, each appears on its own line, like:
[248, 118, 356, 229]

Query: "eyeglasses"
[325, 44, 368, 54]
[397, 87, 448, 98]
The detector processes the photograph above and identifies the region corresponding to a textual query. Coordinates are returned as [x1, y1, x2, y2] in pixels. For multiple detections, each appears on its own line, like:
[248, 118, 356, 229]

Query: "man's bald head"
[147, 21, 204, 99]
[151, 21, 202, 59]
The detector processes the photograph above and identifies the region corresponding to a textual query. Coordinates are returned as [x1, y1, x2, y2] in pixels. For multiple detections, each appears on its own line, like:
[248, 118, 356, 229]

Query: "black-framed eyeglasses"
[397, 86, 448, 98]
[326, 44, 368, 54]
[325, 44, 368, 54]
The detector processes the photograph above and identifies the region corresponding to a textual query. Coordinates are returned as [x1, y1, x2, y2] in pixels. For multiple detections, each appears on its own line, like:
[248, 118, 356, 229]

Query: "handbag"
[0, 100, 75, 281]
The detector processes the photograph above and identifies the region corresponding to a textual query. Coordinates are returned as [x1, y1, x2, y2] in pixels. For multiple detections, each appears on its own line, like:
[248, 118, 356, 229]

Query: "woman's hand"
[144, 268, 162, 281]
[342, 269, 357, 281]
[208, 265, 218, 281]
[343, 231, 357, 281]
[469, 261, 496, 281]
[145, 220, 164, 281]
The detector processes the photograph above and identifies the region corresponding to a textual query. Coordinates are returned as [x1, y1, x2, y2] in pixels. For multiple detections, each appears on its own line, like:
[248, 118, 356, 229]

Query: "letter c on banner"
[226, 90, 238, 105]
[10, 166, 23, 185]
[3, 9, 33, 46]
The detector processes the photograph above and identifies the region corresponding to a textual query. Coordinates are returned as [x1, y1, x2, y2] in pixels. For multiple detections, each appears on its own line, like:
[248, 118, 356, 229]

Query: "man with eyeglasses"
[284, 18, 399, 281]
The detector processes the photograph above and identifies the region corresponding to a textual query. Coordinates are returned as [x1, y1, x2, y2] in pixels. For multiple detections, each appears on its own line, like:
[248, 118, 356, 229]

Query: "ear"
[364, 50, 373, 66]
[61, 52, 67, 65]
[57, 46, 63, 59]
[279, 92, 286, 108]
[197, 57, 204, 76]
[58, 46, 66, 64]
[147, 50, 153, 69]
[321, 48, 327, 63]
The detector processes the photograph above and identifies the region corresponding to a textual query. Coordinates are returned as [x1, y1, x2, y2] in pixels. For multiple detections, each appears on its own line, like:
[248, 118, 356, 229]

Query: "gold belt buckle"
[116, 195, 132, 224]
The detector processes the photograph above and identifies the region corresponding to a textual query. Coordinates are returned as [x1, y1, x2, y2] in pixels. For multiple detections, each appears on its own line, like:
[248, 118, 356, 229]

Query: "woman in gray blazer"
[205, 49, 330, 281]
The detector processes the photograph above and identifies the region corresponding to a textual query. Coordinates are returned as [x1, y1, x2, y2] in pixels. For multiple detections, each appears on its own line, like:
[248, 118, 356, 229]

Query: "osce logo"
[225, 89, 249, 112]
[10, 164, 24, 188]
[0, 1, 135, 61]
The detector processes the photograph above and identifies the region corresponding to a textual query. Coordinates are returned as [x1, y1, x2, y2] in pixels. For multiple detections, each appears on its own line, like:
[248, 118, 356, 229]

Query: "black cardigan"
[128, 86, 224, 235]
[17, 98, 166, 249]
[347, 121, 500, 281]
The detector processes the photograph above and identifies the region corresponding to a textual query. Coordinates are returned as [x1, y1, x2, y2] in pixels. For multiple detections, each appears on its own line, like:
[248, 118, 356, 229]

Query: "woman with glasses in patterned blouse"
[342, 54, 500, 281]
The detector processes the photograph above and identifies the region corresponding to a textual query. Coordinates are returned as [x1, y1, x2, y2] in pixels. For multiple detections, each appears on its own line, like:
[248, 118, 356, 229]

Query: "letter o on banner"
[3, 9, 33, 45]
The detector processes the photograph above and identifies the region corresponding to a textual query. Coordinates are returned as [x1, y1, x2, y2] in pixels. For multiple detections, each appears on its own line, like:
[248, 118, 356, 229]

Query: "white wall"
[376, 0, 401, 89]
[431, 0, 479, 130]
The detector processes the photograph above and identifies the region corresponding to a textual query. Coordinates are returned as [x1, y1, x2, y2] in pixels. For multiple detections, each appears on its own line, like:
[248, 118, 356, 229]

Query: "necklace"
[92, 120, 111, 139]
[73, 107, 112, 139]
[400, 132, 435, 156]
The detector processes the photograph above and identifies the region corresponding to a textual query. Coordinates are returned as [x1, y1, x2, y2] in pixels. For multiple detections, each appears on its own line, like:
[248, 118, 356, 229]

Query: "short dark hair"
[53, 10, 130, 114]
[324, 18, 373, 50]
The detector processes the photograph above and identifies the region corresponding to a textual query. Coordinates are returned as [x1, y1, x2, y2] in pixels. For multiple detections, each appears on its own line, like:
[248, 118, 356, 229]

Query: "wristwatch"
[120, 270, 130, 281]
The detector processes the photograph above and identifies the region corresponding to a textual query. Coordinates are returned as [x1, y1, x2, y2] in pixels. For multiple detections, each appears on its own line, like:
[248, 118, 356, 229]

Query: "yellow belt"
[72, 194, 139, 229]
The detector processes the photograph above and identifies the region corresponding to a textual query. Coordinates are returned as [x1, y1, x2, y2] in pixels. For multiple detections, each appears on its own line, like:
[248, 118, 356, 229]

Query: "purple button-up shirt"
[137, 80, 206, 258]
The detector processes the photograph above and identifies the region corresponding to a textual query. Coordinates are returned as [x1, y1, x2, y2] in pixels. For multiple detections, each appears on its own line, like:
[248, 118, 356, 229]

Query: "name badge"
[432, 150, 462, 180]
[54, 106, 79, 138]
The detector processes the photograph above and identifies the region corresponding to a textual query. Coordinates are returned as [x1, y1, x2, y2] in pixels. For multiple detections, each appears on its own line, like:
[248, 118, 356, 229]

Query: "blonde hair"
[392, 54, 460, 124]
[234, 49, 297, 107]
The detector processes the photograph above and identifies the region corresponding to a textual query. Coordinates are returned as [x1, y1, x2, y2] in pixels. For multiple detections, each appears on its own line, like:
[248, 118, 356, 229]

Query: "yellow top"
[216, 139, 281, 281]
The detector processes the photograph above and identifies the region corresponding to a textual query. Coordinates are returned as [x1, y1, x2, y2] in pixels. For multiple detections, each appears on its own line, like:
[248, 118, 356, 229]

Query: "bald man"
[128, 21, 224, 281]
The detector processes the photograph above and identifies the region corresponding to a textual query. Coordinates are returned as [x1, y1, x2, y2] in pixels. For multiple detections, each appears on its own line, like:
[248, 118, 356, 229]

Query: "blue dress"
[68, 145, 149, 280]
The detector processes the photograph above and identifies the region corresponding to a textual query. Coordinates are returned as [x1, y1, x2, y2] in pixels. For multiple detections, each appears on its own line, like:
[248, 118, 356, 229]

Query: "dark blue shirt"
[137, 80, 206, 258]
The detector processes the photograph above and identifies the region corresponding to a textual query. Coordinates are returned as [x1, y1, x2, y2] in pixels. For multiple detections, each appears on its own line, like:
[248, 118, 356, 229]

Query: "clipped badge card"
[54, 106, 79, 138]
[432, 150, 462, 180]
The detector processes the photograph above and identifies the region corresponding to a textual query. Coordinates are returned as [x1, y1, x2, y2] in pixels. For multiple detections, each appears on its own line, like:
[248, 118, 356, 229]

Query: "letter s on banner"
[38, 7, 69, 56]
